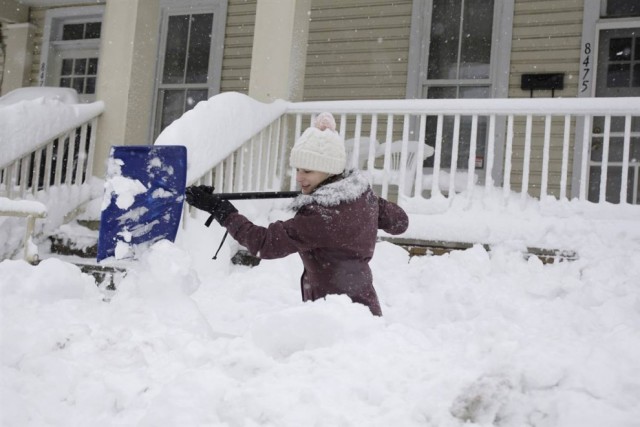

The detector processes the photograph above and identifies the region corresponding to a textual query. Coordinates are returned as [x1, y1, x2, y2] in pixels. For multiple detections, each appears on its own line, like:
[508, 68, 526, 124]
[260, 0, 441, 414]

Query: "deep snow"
[1, 92, 640, 426]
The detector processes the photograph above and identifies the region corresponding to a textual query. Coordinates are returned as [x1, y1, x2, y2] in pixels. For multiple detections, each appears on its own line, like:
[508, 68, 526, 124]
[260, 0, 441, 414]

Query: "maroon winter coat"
[222, 170, 409, 315]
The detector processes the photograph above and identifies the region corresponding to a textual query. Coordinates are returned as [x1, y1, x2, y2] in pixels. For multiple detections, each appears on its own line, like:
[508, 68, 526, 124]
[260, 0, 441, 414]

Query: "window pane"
[160, 90, 186, 131]
[425, 86, 457, 99]
[634, 64, 640, 87]
[60, 77, 72, 88]
[62, 23, 84, 40]
[74, 58, 87, 75]
[609, 37, 632, 61]
[87, 58, 98, 75]
[185, 89, 209, 110]
[459, 85, 491, 99]
[608, 63, 630, 87]
[61, 59, 73, 76]
[186, 14, 213, 84]
[605, 0, 640, 17]
[72, 77, 85, 94]
[86, 77, 96, 94]
[428, 0, 461, 79]
[460, 0, 493, 79]
[84, 22, 101, 39]
[163, 15, 189, 84]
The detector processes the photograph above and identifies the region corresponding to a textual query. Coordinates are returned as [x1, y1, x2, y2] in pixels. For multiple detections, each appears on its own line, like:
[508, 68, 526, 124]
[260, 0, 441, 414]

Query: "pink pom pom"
[313, 112, 336, 131]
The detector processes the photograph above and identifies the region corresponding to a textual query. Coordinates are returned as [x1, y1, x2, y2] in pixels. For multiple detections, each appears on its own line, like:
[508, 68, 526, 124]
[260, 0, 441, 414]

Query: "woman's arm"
[223, 207, 326, 259]
[377, 198, 409, 235]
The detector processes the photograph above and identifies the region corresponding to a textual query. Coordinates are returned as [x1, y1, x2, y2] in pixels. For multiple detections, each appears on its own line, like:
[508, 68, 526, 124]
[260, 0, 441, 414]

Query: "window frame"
[573, 3, 640, 199]
[405, 0, 514, 183]
[150, 0, 228, 139]
[40, 5, 104, 88]
[406, 0, 514, 100]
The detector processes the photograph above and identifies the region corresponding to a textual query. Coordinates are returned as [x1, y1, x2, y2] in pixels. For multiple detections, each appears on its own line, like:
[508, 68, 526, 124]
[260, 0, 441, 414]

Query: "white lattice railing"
[286, 97, 640, 205]
[186, 97, 639, 207]
[0, 117, 99, 199]
[0, 116, 100, 262]
[189, 115, 291, 193]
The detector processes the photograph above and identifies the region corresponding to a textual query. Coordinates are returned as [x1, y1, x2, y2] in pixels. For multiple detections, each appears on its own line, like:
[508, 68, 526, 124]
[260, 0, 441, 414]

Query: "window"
[581, 2, 640, 203]
[600, 31, 640, 90]
[41, 6, 104, 103]
[602, 0, 640, 18]
[152, 1, 227, 139]
[424, 0, 494, 99]
[407, 0, 511, 172]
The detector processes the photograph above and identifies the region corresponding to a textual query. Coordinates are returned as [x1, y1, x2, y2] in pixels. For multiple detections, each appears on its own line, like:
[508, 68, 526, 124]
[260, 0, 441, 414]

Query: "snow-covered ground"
[3, 194, 640, 427]
[2, 91, 640, 426]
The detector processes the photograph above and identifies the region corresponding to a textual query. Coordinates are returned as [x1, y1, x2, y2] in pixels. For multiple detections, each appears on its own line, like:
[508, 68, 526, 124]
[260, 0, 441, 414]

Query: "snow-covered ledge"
[0, 87, 105, 169]
[0, 197, 47, 263]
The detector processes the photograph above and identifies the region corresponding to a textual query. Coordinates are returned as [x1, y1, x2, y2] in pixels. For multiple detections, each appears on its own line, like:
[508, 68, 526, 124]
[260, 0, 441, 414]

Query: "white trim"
[39, 5, 104, 86]
[491, 0, 514, 99]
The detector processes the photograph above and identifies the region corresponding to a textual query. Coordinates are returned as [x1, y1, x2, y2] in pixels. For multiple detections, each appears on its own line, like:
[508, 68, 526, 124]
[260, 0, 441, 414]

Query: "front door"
[589, 25, 640, 203]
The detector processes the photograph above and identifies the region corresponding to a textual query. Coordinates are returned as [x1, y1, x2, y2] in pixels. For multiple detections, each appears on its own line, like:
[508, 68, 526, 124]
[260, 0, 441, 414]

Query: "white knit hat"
[289, 112, 346, 175]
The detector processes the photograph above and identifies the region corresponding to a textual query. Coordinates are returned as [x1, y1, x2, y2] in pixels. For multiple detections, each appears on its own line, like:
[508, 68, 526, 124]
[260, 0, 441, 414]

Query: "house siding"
[508, 0, 584, 197]
[220, 0, 255, 94]
[27, 1, 253, 94]
[304, 0, 413, 101]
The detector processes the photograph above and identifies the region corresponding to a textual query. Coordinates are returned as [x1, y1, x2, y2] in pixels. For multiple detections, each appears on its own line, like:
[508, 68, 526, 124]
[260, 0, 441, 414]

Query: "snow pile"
[0, 87, 104, 167]
[2, 210, 640, 426]
[0, 197, 47, 216]
[400, 186, 640, 253]
[154, 92, 288, 183]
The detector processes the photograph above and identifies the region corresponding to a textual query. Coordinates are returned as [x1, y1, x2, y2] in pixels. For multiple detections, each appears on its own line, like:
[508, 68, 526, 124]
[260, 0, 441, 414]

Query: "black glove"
[185, 185, 238, 225]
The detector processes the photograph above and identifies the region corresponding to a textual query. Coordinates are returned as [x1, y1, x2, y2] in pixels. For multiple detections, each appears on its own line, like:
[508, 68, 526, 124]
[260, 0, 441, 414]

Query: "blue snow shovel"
[97, 145, 187, 262]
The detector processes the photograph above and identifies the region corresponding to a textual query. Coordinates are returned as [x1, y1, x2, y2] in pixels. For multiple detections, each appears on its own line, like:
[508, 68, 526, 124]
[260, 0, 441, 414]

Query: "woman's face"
[295, 169, 331, 194]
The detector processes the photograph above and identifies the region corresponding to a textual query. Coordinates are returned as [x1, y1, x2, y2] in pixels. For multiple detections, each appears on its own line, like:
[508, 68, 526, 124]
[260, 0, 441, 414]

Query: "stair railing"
[0, 114, 101, 262]
[189, 114, 291, 193]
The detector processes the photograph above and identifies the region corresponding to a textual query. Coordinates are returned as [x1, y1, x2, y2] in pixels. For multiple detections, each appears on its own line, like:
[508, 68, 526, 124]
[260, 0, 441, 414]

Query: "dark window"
[604, 0, 640, 17]
[62, 23, 84, 40]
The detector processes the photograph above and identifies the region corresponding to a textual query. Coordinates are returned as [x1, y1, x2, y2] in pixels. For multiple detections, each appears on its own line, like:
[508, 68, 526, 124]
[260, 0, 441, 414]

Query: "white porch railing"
[0, 116, 100, 261]
[0, 117, 99, 199]
[286, 98, 640, 205]
[189, 115, 291, 192]
[190, 97, 640, 208]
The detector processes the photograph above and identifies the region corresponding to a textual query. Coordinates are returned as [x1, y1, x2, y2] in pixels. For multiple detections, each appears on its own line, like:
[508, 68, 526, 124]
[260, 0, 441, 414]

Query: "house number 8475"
[581, 43, 591, 93]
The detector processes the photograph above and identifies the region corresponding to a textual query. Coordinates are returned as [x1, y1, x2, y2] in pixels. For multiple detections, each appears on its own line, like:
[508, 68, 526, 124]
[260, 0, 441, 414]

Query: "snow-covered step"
[382, 237, 578, 264]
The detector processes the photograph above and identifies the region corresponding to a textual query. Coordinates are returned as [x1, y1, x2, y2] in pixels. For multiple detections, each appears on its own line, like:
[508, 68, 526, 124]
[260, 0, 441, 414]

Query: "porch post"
[0, 23, 35, 95]
[93, 0, 160, 178]
[248, 0, 311, 102]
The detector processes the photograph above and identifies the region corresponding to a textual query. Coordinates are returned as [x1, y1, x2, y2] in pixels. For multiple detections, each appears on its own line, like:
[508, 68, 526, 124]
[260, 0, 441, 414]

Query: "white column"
[93, 0, 160, 178]
[248, 0, 311, 102]
[0, 23, 35, 95]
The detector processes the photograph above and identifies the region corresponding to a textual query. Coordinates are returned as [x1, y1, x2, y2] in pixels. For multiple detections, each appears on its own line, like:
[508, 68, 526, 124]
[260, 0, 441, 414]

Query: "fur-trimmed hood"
[289, 169, 370, 211]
